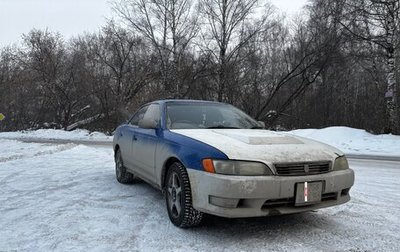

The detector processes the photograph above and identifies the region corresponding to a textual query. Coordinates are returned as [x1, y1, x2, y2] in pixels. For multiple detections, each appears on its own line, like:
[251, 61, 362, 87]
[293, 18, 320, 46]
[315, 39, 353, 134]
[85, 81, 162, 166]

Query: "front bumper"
[187, 169, 355, 218]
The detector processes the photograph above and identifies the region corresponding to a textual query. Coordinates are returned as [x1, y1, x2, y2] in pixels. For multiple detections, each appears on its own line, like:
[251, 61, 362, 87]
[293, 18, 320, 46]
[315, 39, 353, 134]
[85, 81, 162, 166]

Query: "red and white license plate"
[295, 181, 323, 206]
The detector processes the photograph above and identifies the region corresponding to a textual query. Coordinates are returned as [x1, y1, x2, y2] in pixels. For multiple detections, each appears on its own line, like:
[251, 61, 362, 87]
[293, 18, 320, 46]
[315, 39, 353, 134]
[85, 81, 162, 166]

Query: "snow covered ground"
[1, 140, 399, 251]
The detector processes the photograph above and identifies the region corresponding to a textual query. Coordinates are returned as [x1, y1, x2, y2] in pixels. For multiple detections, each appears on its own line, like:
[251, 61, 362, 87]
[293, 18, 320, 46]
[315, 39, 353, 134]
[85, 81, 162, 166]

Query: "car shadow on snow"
[120, 180, 341, 241]
[203, 210, 335, 229]
[185, 213, 345, 250]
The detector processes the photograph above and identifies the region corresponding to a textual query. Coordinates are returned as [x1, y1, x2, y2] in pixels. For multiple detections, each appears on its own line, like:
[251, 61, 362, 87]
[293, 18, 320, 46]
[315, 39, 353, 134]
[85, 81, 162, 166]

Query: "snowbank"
[0, 126, 398, 157]
[0, 128, 112, 142]
[289, 126, 400, 156]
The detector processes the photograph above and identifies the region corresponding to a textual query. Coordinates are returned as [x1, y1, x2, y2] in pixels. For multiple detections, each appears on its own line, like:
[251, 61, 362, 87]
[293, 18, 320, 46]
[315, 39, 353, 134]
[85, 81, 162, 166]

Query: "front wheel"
[165, 162, 204, 228]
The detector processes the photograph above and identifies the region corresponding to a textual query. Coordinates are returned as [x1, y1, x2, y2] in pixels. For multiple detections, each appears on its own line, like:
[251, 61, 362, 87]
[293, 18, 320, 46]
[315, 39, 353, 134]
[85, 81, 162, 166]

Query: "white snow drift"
[289, 126, 400, 156]
[1, 126, 399, 157]
[0, 128, 112, 142]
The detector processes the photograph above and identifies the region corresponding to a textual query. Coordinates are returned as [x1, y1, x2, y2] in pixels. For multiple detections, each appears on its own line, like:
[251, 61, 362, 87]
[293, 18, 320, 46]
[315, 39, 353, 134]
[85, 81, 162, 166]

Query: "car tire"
[115, 149, 135, 184]
[165, 162, 204, 228]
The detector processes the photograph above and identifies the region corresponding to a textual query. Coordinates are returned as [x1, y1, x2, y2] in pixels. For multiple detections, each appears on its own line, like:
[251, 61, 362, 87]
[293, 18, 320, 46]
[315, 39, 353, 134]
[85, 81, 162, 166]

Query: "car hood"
[171, 129, 343, 166]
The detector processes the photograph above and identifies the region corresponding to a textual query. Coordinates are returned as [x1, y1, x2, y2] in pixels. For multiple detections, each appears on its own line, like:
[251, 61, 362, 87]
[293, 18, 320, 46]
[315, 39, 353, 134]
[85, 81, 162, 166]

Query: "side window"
[129, 105, 149, 126]
[143, 104, 161, 124]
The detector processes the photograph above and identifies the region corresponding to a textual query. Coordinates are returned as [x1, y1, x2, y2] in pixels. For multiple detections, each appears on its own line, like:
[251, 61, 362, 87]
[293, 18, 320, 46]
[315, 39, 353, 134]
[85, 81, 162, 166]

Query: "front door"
[131, 103, 161, 183]
[123, 104, 150, 171]
[118, 124, 137, 169]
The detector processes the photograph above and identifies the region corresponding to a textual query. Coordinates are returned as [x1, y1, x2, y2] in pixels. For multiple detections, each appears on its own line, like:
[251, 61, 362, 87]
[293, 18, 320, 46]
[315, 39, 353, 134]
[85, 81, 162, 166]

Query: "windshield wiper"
[207, 125, 240, 129]
[251, 126, 264, 129]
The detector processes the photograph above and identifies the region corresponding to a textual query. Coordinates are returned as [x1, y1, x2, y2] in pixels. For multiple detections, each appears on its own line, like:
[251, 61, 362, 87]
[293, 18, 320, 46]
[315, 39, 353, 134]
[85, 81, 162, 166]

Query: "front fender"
[155, 130, 228, 186]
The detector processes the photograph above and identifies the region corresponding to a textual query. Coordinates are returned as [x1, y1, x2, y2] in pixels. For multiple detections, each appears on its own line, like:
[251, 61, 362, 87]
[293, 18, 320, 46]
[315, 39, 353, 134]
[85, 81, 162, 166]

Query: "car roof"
[155, 99, 225, 105]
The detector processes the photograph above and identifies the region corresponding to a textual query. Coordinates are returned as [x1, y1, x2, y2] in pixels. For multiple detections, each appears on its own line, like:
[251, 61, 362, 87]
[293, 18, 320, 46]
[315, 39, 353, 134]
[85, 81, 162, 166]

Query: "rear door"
[131, 103, 161, 183]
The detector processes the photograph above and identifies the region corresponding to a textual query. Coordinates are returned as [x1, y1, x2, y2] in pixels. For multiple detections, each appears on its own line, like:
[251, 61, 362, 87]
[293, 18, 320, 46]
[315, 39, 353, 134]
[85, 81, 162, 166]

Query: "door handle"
[132, 135, 137, 141]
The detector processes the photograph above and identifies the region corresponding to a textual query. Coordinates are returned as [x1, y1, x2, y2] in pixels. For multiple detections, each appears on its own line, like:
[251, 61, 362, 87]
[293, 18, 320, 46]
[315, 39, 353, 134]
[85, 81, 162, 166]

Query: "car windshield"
[166, 102, 261, 129]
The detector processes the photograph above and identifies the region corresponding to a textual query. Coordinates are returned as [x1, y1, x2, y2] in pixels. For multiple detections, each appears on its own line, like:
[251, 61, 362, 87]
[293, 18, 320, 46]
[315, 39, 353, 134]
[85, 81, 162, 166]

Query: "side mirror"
[257, 121, 266, 129]
[138, 118, 158, 129]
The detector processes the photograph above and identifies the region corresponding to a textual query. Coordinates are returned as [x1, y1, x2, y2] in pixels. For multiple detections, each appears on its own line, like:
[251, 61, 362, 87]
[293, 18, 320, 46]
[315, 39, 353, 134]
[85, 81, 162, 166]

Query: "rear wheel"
[165, 162, 203, 228]
[115, 149, 135, 184]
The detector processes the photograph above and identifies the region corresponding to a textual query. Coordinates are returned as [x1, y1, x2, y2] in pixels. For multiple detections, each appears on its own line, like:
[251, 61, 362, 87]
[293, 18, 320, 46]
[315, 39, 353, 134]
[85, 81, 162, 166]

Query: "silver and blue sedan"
[113, 100, 355, 228]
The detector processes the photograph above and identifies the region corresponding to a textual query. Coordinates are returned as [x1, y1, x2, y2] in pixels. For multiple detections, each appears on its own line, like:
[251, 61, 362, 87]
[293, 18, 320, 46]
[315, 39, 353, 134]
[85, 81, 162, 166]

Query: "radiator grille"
[274, 161, 331, 176]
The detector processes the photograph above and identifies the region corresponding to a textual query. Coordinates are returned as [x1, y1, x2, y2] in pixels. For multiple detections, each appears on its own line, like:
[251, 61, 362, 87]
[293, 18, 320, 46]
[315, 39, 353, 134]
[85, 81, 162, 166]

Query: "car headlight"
[202, 159, 272, 175]
[333, 156, 349, 170]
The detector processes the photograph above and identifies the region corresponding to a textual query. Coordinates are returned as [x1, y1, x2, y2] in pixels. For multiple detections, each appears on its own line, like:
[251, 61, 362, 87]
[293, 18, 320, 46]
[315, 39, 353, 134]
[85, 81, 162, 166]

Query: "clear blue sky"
[0, 0, 308, 47]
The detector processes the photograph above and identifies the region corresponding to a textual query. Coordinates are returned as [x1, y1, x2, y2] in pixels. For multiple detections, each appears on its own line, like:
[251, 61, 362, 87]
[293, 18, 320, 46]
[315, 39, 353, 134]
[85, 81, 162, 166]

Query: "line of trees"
[0, 0, 399, 134]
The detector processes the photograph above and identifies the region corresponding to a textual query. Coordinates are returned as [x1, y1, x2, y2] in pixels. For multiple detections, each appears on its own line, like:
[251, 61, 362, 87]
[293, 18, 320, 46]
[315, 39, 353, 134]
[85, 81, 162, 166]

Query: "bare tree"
[0, 0, 399, 134]
[82, 22, 154, 126]
[198, 0, 272, 102]
[16, 30, 88, 129]
[339, 0, 400, 133]
[113, 0, 199, 96]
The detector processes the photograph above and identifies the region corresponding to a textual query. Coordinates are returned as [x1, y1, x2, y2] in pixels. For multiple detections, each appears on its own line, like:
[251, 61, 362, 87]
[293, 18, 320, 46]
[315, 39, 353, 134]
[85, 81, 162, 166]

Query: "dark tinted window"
[166, 103, 259, 129]
[130, 105, 149, 126]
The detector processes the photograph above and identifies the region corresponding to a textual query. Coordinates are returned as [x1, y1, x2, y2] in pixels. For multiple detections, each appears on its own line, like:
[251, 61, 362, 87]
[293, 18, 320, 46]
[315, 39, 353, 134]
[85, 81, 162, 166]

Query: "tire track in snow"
[0, 143, 76, 163]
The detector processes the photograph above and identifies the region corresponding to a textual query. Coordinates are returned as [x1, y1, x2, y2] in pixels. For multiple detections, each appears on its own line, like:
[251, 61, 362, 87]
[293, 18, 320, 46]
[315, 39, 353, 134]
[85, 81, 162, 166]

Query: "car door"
[120, 105, 149, 170]
[131, 103, 161, 183]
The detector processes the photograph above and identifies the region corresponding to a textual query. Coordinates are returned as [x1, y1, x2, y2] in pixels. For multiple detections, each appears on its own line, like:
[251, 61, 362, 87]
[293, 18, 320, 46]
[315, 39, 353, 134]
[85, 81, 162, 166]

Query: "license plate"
[295, 182, 322, 206]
